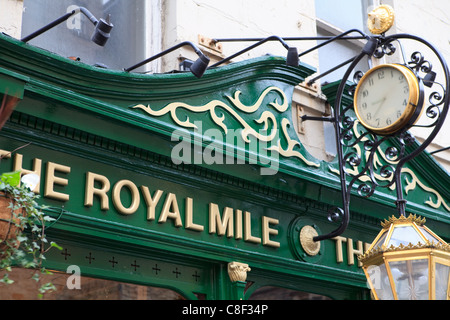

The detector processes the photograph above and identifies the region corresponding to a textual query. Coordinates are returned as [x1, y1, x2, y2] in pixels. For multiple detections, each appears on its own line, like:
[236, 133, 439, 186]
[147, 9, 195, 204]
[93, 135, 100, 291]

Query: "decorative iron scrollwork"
[373, 40, 396, 58]
[312, 33, 449, 242]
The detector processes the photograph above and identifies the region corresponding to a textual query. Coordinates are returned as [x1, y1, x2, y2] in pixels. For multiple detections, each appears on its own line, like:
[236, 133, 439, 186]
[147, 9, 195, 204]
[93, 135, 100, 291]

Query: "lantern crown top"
[380, 214, 426, 229]
[359, 214, 449, 264]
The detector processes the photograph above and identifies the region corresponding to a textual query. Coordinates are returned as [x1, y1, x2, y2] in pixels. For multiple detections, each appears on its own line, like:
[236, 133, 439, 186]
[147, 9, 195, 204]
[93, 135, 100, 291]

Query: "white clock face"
[355, 66, 411, 130]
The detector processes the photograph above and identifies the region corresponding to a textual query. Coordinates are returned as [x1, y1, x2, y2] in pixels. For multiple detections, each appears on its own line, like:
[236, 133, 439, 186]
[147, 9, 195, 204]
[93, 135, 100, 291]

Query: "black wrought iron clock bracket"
[301, 34, 450, 242]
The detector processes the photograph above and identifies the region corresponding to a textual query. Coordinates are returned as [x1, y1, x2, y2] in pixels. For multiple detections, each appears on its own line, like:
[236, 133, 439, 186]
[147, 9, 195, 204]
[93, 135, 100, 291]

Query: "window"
[314, 0, 374, 84]
[315, 0, 368, 32]
[314, 0, 377, 157]
[0, 268, 185, 300]
[21, 0, 154, 71]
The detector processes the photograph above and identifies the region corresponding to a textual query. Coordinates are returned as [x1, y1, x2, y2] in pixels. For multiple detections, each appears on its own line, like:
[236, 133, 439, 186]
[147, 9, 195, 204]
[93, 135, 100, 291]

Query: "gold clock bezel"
[354, 63, 423, 136]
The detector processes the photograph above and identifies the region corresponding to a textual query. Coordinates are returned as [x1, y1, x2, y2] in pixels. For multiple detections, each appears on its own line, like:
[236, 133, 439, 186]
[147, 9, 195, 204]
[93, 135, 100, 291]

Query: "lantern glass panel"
[435, 263, 450, 300]
[418, 226, 442, 244]
[389, 259, 429, 300]
[373, 231, 388, 250]
[370, 263, 394, 300]
[388, 226, 424, 247]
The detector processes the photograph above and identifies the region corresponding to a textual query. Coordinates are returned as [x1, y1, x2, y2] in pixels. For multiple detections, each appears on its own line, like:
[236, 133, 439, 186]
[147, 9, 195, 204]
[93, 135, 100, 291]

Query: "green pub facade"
[0, 32, 449, 300]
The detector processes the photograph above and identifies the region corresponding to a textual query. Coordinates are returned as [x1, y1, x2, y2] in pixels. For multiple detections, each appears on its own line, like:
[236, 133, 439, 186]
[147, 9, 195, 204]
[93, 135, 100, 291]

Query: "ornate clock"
[353, 63, 424, 135]
[296, 5, 449, 247]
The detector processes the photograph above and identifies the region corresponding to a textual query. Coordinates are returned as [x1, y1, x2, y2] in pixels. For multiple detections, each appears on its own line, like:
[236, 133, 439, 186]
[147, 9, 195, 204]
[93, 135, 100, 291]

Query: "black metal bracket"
[429, 146, 450, 155]
[303, 33, 450, 242]
[21, 7, 113, 47]
[300, 115, 334, 122]
[209, 35, 299, 68]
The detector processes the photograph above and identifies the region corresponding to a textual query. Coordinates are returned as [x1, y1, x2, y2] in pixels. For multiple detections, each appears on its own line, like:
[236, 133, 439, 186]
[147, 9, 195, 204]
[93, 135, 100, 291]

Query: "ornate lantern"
[359, 214, 450, 300]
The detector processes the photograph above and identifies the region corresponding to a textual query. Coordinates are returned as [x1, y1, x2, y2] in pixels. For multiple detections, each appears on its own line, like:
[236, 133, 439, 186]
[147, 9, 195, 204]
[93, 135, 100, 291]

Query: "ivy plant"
[0, 170, 62, 298]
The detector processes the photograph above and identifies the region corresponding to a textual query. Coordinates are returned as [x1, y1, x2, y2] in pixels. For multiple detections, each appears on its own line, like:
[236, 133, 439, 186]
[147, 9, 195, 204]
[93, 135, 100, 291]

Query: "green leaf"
[39, 282, 56, 294]
[0, 274, 14, 285]
[0, 171, 21, 187]
[41, 268, 53, 275]
[23, 261, 36, 268]
[31, 272, 40, 282]
[16, 235, 28, 242]
[50, 242, 63, 250]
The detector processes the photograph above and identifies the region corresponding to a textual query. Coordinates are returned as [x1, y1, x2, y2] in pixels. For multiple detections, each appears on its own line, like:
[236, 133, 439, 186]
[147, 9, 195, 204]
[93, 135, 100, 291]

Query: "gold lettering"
[140, 187, 163, 221]
[333, 236, 347, 263]
[112, 180, 140, 215]
[244, 211, 261, 244]
[185, 197, 204, 231]
[208, 203, 234, 237]
[13, 153, 42, 193]
[262, 216, 280, 248]
[44, 162, 70, 201]
[333, 236, 373, 267]
[84, 172, 110, 210]
[347, 238, 364, 266]
[235, 209, 243, 240]
[159, 193, 182, 227]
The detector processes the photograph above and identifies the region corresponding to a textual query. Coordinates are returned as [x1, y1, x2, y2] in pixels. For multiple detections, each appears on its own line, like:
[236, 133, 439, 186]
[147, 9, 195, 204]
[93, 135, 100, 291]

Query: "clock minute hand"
[372, 97, 386, 121]
[371, 97, 386, 106]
